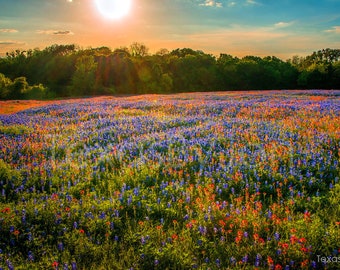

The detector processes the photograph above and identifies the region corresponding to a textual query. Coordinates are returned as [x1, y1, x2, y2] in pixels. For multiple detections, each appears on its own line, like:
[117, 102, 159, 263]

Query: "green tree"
[160, 73, 173, 93]
[70, 55, 97, 96]
[0, 73, 12, 99]
[22, 84, 47, 100]
[9, 77, 29, 99]
[130, 42, 149, 57]
[331, 62, 340, 88]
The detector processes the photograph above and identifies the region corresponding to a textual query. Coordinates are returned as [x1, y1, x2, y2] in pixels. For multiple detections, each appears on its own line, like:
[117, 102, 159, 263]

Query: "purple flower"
[267, 210, 272, 219]
[58, 242, 64, 251]
[6, 260, 14, 270]
[28, 251, 34, 261]
[274, 232, 280, 241]
[311, 261, 317, 268]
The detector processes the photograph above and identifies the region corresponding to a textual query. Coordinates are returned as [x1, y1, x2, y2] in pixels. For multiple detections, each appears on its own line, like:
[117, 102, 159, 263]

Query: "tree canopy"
[0, 43, 339, 99]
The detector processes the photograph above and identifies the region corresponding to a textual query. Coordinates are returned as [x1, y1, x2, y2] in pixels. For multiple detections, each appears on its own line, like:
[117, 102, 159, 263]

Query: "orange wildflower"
[171, 234, 178, 240]
[1, 207, 10, 214]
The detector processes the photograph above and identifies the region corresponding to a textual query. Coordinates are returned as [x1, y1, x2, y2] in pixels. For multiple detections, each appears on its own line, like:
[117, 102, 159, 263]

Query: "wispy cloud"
[245, 0, 260, 6]
[225, 0, 261, 8]
[36, 30, 74, 35]
[0, 40, 25, 45]
[199, 0, 223, 8]
[0, 29, 19, 33]
[53, 30, 74, 35]
[325, 26, 340, 33]
[274, 21, 294, 28]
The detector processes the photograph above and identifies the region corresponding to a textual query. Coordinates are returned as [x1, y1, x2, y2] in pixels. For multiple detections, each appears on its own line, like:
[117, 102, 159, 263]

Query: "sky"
[0, 0, 339, 59]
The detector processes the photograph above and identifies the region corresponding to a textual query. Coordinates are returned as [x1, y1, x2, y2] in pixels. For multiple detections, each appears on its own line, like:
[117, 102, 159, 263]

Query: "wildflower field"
[0, 90, 339, 269]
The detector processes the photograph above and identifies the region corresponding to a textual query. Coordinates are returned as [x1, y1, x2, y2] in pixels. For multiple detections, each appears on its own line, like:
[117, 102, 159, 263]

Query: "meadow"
[0, 90, 339, 269]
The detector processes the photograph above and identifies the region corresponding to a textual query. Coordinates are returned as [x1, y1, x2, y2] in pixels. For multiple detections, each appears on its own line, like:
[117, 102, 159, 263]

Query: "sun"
[95, 0, 132, 20]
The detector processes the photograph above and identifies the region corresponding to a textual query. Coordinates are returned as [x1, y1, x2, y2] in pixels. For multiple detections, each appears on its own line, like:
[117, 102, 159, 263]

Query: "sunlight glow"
[95, 0, 132, 20]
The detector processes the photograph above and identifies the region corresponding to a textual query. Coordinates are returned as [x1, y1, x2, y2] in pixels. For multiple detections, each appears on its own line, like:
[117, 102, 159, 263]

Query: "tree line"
[0, 43, 339, 99]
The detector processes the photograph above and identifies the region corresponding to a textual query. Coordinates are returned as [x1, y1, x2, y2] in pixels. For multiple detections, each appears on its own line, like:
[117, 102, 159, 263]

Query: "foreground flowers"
[0, 90, 339, 269]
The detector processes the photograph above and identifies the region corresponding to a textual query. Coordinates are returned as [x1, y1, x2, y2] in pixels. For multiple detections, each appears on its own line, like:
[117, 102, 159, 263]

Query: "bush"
[22, 84, 47, 100]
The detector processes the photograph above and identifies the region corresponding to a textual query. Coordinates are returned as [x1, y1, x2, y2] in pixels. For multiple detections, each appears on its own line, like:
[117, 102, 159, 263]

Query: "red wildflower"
[304, 211, 311, 221]
[1, 207, 10, 214]
[79, 229, 85, 234]
[52, 261, 59, 269]
[290, 235, 298, 244]
[275, 264, 283, 270]
[171, 234, 178, 240]
[241, 219, 248, 228]
[219, 219, 226, 227]
[267, 256, 274, 266]
[13, 230, 20, 236]
[299, 237, 307, 244]
[279, 242, 289, 250]
[301, 246, 308, 253]
[258, 237, 265, 244]
[301, 259, 309, 267]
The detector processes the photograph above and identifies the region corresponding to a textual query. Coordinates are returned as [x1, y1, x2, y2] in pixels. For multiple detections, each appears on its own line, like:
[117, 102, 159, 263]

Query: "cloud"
[199, 0, 223, 8]
[274, 21, 294, 28]
[224, 0, 260, 8]
[245, 0, 260, 5]
[0, 40, 25, 45]
[53, 30, 74, 35]
[36, 30, 74, 35]
[325, 26, 340, 33]
[0, 29, 19, 33]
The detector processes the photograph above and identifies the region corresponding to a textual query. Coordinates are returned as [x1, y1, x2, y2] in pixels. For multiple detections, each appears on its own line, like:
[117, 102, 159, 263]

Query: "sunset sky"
[0, 0, 339, 59]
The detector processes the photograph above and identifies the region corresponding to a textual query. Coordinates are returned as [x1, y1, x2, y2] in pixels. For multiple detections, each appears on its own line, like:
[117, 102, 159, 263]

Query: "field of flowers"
[0, 90, 339, 269]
